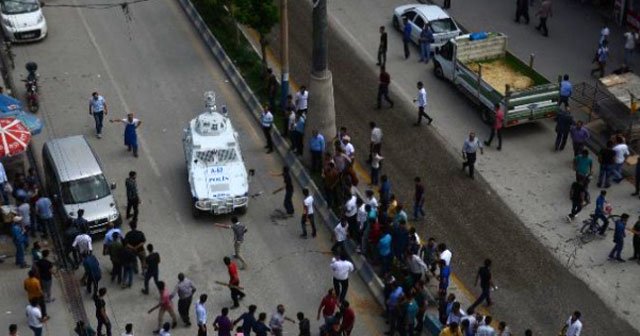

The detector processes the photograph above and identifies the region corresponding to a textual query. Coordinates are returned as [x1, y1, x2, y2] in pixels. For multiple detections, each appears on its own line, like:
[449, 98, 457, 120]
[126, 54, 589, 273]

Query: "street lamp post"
[306, 0, 336, 166]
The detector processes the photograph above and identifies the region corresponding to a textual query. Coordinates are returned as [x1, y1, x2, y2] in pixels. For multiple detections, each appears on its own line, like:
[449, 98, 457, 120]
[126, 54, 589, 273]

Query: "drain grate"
[57, 270, 88, 324]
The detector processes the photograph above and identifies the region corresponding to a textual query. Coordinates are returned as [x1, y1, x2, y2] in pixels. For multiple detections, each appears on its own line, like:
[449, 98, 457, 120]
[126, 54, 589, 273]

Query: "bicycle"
[579, 213, 620, 243]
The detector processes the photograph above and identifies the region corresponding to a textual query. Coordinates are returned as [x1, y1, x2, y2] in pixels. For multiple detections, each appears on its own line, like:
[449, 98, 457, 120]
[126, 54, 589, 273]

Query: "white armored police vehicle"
[183, 91, 250, 216]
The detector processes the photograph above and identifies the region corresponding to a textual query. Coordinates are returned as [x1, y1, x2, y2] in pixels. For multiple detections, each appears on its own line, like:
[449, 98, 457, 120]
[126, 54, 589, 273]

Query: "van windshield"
[61, 174, 110, 204]
[1, 0, 39, 15]
[430, 18, 457, 34]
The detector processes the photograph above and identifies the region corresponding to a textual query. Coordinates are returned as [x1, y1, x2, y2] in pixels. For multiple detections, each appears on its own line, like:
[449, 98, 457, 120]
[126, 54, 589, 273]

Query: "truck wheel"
[392, 16, 399, 30]
[480, 108, 492, 125]
[434, 64, 444, 79]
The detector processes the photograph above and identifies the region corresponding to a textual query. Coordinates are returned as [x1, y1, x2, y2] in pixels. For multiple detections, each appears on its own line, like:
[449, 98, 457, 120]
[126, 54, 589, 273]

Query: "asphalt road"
[268, 0, 639, 334]
[8, 0, 385, 335]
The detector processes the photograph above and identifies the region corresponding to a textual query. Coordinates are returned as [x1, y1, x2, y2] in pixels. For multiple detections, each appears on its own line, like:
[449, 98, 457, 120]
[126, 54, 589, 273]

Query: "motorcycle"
[24, 62, 39, 112]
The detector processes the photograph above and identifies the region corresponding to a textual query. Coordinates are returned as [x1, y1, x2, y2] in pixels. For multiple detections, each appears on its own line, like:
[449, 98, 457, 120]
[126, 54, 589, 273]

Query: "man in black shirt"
[125, 171, 140, 220]
[124, 220, 146, 274]
[142, 244, 160, 294]
[598, 140, 616, 189]
[377, 26, 388, 67]
[467, 259, 494, 312]
[94, 287, 112, 336]
[35, 250, 55, 303]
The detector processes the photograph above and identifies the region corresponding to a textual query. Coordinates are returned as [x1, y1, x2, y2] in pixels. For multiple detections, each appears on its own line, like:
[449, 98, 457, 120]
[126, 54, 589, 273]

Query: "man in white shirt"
[438, 243, 452, 266]
[624, 29, 638, 67]
[195, 294, 208, 336]
[612, 136, 629, 183]
[341, 136, 355, 160]
[369, 122, 383, 163]
[72, 231, 93, 257]
[330, 254, 354, 302]
[413, 81, 433, 126]
[295, 86, 309, 113]
[476, 315, 496, 336]
[365, 190, 378, 209]
[26, 299, 44, 336]
[564, 311, 583, 336]
[260, 106, 274, 153]
[300, 188, 316, 238]
[331, 218, 349, 256]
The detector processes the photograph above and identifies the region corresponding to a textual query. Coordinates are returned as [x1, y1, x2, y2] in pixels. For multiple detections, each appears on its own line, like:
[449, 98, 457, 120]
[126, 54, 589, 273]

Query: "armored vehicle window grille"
[196, 149, 238, 164]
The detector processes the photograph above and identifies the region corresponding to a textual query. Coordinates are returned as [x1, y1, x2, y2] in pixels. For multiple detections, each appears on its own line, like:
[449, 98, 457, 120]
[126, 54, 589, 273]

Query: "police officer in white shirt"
[564, 311, 582, 336]
[261, 105, 274, 153]
[295, 86, 309, 114]
[330, 253, 354, 302]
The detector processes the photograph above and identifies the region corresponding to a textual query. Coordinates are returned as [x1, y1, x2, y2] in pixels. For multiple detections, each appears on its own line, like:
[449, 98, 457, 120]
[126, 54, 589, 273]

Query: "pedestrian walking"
[385, 283, 403, 335]
[295, 86, 309, 114]
[24, 270, 47, 318]
[612, 135, 630, 183]
[141, 244, 161, 294]
[331, 217, 349, 256]
[462, 131, 484, 179]
[330, 253, 355, 302]
[515, 0, 530, 23]
[259, 105, 274, 153]
[196, 294, 208, 336]
[110, 113, 142, 158]
[629, 216, 640, 261]
[371, 152, 384, 186]
[73, 209, 90, 232]
[120, 241, 136, 289]
[566, 179, 586, 222]
[269, 305, 294, 336]
[317, 289, 338, 323]
[369, 122, 383, 163]
[608, 213, 629, 262]
[412, 177, 426, 221]
[35, 250, 55, 303]
[574, 149, 592, 183]
[89, 91, 108, 138]
[339, 301, 355, 336]
[419, 25, 434, 63]
[569, 120, 589, 157]
[597, 140, 615, 188]
[624, 29, 638, 67]
[34, 195, 52, 239]
[600, 25, 610, 47]
[376, 66, 394, 109]
[271, 167, 295, 216]
[590, 40, 609, 78]
[403, 18, 412, 59]
[295, 312, 311, 336]
[535, 0, 552, 37]
[468, 259, 495, 312]
[214, 216, 248, 269]
[213, 308, 233, 336]
[26, 299, 45, 336]
[171, 273, 197, 327]
[309, 130, 325, 173]
[148, 281, 178, 334]
[284, 94, 296, 138]
[300, 188, 317, 238]
[12, 216, 28, 268]
[233, 304, 257, 335]
[377, 26, 388, 67]
[560, 311, 582, 336]
[125, 171, 140, 220]
[266, 68, 278, 111]
[223, 256, 245, 308]
[413, 82, 433, 126]
[94, 288, 112, 336]
[253, 313, 271, 336]
[558, 74, 572, 107]
[484, 103, 504, 150]
[109, 233, 123, 284]
[378, 228, 393, 275]
[83, 253, 101, 295]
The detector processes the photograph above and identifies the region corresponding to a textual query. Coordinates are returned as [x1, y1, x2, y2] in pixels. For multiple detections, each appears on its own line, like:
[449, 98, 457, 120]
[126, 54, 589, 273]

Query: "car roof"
[410, 5, 451, 21]
[44, 135, 103, 182]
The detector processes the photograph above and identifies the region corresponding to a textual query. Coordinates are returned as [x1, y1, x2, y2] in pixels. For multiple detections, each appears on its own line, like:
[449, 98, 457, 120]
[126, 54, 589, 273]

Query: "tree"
[234, 0, 279, 69]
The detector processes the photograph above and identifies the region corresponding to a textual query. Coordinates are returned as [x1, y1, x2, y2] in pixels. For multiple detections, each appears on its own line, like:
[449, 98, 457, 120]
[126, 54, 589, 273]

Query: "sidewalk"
[0, 239, 77, 336]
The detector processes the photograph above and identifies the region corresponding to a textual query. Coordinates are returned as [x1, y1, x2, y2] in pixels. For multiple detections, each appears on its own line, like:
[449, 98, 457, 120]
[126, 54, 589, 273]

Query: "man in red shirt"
[484, 103, 504, 150]
[339, 300, 355, 336]
[377, 66, 394, 109]
[224, 256, 245, 308]
[316, 288, 338, 323]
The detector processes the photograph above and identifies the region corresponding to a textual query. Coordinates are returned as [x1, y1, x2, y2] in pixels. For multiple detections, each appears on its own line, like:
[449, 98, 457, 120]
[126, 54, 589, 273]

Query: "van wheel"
[434, 64, 444, 79]
[191, 204, 201, 218]
[392, 16, 399, 30]
[480, 108, 492, 125]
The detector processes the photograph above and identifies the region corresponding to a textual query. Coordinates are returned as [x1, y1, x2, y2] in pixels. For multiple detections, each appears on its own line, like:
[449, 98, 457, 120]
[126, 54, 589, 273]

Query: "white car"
[1, 0, 47, 42]
[183, 91, 250, 217]
[393, 4, 461, 49]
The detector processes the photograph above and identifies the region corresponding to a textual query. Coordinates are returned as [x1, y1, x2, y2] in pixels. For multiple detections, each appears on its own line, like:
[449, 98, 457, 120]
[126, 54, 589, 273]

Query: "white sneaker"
[97, 133, 102, 139]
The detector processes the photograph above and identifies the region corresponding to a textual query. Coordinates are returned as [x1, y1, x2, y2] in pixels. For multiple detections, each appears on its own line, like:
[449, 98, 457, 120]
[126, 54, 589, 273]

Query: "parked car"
[392, 4, 461, 49]
[0, 0, 47, 42]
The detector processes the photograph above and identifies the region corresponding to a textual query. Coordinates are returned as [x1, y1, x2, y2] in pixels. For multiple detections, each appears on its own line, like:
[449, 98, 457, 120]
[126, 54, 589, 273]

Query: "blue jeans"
[29, 326, 43, 336]
[595, 212, 609, 234]
[123, 264, 133, 286]
[420, 42, 431, 62]
[469, 286, 492, 310]
[612, 163, 624, 182]
[597, 164, 612, 187]
[413, 199, 425, 219]
[609, 240, 624, 259]
[93, 111, 104, 134]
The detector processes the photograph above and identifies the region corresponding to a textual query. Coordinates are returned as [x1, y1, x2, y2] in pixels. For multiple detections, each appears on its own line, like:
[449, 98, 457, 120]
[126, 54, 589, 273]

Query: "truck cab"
[183, 92, 249, 216]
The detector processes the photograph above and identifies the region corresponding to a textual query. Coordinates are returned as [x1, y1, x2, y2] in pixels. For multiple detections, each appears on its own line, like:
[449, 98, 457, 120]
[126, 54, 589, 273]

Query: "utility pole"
[280, 0, 289, 112]
[305, 0, 336, 165]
